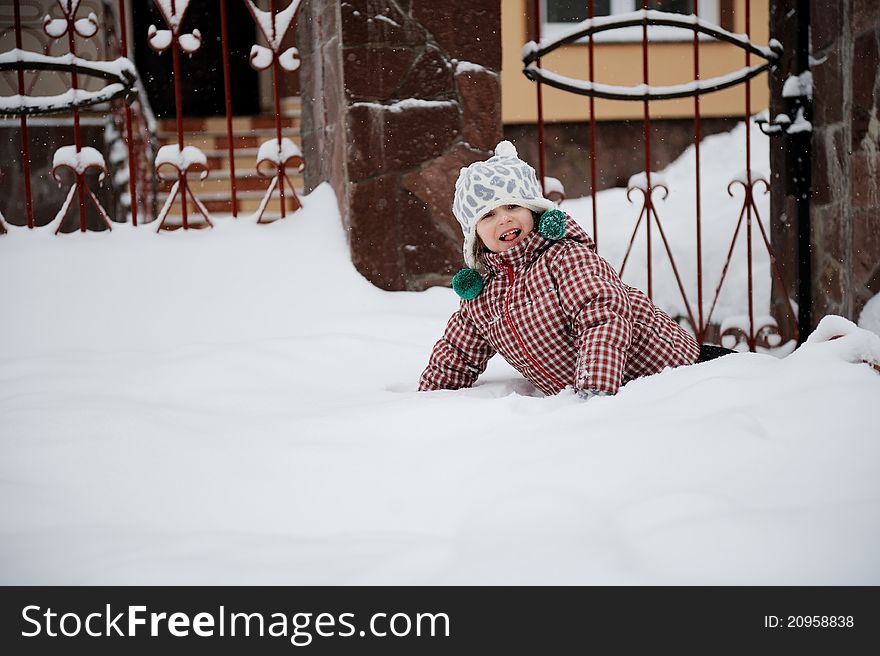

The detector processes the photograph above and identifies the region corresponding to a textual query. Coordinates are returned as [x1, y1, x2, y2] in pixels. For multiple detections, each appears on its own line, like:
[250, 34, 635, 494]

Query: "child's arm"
[418, 308, 496, 391]
[553, 244, 634, 395]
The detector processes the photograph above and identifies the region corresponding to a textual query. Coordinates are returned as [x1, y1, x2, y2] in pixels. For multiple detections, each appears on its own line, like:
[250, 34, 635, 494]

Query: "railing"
[0, 0, 304, 234]
[523, 0, 801, 352]
[0, 0, 155, 232]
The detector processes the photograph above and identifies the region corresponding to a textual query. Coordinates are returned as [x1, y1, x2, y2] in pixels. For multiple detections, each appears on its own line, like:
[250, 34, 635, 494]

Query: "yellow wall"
[502, 0, 770, 124]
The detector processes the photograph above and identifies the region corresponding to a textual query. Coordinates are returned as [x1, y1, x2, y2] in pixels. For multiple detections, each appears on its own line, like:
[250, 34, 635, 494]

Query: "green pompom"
[451, 268, 484, 300]
[538, 209, 566, 240]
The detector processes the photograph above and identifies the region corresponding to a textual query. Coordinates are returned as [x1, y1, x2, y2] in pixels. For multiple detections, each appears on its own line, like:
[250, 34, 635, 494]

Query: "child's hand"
[575, 389, 610, 401]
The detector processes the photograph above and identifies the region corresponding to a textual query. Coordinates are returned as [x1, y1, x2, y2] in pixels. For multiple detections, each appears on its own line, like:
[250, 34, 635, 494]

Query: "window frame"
[540, 0, 722, 44]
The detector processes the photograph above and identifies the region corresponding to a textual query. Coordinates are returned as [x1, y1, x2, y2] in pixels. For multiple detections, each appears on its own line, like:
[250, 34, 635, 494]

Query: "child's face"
[475, 204, 535, 253]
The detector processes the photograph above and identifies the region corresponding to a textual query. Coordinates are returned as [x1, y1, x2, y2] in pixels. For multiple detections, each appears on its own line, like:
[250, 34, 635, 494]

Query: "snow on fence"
[523, 0, 797, 353]
[0, 0, 304, 234]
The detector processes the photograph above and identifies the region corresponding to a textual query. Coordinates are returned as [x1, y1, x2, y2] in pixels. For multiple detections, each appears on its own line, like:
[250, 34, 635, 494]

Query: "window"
[546, 0, 612, 23]
[542, 0, 721, 43]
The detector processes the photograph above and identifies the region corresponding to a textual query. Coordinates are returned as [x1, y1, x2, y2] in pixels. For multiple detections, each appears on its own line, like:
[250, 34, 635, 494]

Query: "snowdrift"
[1, 139, 879, 585]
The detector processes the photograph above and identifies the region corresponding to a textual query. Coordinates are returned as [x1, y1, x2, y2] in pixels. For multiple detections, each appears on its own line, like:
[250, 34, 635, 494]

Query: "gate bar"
[641, 0, 653, 300]
[270, 0, 287, 219]
[116, 0, 138, 226]
[66, 3, 87, 232]
[693, 1, 704, 340]
[531, 0, 546, 192]
[169, 0, 189, 229]
[794, 3, 812, 339]
[220, 0, 238, 217]
[13, 0, 34, 228]
[587, 0, 598, 247]
[745, 0, 755, 349]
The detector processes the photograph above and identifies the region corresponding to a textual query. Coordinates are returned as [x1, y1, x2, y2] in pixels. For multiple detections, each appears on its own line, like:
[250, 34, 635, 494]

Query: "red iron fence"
[0, 0, 304, 234]
[523, 0, 804, 351]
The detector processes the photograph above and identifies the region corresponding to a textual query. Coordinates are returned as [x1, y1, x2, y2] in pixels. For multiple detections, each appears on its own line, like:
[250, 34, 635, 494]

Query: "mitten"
[575, 389, 610, 401]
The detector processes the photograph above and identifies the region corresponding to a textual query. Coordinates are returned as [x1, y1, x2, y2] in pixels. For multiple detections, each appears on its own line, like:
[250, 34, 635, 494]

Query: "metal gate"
[522, 0, 811, 352]
[0, 0, 304, 234]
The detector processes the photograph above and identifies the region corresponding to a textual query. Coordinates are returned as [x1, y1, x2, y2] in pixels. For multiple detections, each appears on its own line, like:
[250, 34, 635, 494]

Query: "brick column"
[298, 0, 502, 291]
[808, 0, 880, 322]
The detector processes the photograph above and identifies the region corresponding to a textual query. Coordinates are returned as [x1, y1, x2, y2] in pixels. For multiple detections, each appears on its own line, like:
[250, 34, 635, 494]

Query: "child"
[418, 141, 702, 398]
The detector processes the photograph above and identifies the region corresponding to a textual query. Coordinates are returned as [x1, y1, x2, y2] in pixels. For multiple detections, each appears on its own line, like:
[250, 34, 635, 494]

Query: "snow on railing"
[0, 50, 137, 114]
[522, 10, 781, 101]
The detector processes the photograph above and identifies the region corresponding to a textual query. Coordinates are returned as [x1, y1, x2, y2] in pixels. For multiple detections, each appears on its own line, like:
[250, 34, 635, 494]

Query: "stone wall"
[298, 0, 502, 291]
[773, 1, 880, 327]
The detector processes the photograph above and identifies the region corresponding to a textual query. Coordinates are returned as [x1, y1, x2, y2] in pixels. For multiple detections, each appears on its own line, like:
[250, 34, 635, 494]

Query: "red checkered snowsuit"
[419, 220, 700, 395]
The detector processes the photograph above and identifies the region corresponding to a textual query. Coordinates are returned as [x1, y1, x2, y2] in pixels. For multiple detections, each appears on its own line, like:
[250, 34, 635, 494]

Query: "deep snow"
[1, 133, 879, 585]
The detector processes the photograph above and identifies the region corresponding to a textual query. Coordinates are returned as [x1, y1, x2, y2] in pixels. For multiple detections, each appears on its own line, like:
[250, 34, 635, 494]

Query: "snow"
[351, 98, 458, 113]
[0, 50, 136, 116]
[74, 14, 99, 39]
[155, 144, 208, 179]
[43, 18, 69, 38]
[249, 45, 273, 70]
[542, 176, 564, 197]
[147, 26, 173, 51]
[178, 30, 202, 54]
[859, 293, 880, 337]
[372, 15, 401, 28]
[155, 0, 193, 29]
[52, 145, 106, 178]
[0, 87, 126, 115]
[782, 70, 813, 100]
[1, 178, 879, 582]
[0, 50, 135, 77]
[257, 137, 302, 165]
[247, 0, 301, 50]
[772, 113, 791, 126]
[278, 47, 301, 72]
[454, 61, 491, 76]
[42, 6, 98, 38]
[627, 171, 667, 191]
[786, 107, 813, 134]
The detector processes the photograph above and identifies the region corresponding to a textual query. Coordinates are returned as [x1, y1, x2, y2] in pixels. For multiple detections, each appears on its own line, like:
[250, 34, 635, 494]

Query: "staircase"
[154, 96, 304, 223]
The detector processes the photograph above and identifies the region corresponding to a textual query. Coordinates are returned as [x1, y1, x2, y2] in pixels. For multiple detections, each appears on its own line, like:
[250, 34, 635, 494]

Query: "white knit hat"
[452, 141, 556, 268]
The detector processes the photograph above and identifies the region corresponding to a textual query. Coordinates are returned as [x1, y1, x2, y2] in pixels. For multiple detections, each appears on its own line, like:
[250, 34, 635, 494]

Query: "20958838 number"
[764, 615, 854, 628]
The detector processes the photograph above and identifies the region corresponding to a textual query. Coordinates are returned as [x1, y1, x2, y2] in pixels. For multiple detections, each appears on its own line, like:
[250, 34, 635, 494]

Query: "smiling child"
[418, 141, 702, 398]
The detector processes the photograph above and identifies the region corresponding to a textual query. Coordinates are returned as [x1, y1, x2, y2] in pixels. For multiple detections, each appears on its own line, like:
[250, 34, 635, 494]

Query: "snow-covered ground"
[2, 128, 880, 585]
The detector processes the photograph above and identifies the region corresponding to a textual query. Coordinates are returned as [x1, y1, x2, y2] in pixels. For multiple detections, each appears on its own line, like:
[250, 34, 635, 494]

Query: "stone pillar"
[807, 0, 880, 323]
[298, 0, 502, 291]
